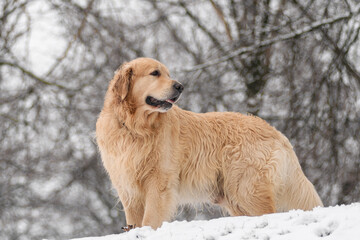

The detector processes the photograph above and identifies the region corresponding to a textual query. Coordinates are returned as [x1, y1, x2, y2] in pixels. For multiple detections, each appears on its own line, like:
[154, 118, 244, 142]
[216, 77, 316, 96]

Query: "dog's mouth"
[146, 94, 180, 110]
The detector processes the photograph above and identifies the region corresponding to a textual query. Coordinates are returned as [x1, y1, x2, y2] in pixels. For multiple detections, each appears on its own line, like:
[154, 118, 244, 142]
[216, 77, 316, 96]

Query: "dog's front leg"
[122, 197, 144, 228]
[142, 180, 177, 229]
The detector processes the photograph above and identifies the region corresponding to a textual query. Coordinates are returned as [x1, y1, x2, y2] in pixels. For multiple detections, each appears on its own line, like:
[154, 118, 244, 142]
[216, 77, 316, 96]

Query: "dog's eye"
[150, 70, 160, 76]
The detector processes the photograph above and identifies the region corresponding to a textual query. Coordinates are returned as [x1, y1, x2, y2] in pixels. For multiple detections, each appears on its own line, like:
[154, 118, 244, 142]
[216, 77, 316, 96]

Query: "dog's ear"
[113, 63, 133, 102]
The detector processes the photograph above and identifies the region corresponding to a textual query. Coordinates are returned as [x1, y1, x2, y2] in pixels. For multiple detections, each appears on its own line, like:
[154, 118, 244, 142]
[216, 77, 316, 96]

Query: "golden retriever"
[96, 57, 323, 229]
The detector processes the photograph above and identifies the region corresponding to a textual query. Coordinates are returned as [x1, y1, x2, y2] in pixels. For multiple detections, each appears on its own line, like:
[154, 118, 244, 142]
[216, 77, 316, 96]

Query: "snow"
[73, 203, 360, 240]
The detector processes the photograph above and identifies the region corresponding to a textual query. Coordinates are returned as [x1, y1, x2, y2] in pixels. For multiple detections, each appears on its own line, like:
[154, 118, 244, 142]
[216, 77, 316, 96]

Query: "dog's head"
[111, 58, 183, 113]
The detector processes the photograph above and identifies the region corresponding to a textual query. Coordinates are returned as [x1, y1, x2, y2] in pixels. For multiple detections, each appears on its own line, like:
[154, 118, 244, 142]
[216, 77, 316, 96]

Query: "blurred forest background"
[1, 0, 360, 239]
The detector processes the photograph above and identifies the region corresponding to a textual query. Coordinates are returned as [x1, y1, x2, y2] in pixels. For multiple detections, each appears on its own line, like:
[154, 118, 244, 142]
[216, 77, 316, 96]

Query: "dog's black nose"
[173, 82, 184, 93]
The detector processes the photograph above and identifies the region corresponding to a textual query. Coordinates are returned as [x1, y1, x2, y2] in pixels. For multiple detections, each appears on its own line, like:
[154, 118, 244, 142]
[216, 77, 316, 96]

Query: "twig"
[45, 0, 94, 77]
[209, 0, 233, 41]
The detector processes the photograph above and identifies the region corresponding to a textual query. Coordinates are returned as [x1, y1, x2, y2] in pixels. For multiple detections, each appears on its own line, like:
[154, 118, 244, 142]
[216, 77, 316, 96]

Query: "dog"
[96, 57, 323, 229]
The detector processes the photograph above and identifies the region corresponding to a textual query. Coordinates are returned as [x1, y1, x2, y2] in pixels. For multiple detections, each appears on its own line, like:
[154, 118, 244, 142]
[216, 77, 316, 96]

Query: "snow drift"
[74, 203, 360, 240]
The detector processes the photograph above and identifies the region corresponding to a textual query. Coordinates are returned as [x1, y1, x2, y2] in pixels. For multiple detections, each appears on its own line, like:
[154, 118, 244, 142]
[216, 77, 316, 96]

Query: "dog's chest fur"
[97, 114, 179, 197]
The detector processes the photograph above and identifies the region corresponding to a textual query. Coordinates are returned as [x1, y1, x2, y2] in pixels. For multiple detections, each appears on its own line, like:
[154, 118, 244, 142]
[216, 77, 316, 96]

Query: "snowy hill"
[74, 203, 360, 240]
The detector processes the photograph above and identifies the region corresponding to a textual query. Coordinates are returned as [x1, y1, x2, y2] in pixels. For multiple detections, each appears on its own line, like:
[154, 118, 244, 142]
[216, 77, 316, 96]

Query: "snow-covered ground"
[74, 203, 360, 240]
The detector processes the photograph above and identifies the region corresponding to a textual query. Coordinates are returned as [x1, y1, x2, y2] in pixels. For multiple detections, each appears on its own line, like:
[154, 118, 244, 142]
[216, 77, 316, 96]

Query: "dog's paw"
[122, 224, 136, 232]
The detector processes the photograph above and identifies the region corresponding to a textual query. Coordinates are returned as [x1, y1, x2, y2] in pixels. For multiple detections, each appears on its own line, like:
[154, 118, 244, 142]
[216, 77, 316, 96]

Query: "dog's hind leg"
[224, 167, 276, 216]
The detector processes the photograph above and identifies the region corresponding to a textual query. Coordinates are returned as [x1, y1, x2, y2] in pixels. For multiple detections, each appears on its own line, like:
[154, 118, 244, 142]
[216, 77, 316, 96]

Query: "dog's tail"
[282, 151, 323, 211]
[287, 172, 323, 211]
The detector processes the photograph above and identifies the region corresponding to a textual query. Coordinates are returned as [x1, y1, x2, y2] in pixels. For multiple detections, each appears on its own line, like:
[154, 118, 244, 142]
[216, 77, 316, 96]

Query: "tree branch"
[0, 60, 69, 89]
[178, 4, 360, 72]
[292, 0, 360, 93]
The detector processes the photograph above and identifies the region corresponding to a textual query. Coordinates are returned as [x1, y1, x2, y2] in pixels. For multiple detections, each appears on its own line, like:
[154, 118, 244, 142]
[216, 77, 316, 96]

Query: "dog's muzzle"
[146, 82, 184, 110]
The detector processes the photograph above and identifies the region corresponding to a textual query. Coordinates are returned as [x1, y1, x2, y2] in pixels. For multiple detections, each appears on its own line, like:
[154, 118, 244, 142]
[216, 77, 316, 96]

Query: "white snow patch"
[73, 203, 360, 240]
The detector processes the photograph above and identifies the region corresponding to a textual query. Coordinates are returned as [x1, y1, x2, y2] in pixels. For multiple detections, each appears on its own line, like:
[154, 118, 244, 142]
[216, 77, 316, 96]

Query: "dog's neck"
[116, 106, 166, 137]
